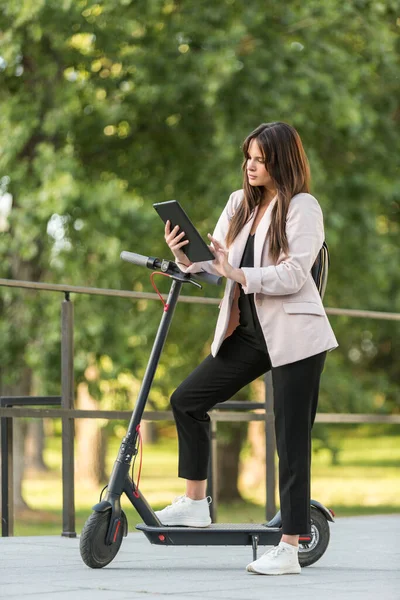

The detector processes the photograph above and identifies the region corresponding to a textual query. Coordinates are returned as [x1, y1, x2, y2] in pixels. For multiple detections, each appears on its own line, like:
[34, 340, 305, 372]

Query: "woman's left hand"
[208, 234, 247, 285]
[207, 234, 235, 279]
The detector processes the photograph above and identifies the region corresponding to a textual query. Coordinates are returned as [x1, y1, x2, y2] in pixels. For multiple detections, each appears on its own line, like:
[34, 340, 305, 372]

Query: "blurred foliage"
[15, 428, 400, 535]
[0, 0, 399, 423]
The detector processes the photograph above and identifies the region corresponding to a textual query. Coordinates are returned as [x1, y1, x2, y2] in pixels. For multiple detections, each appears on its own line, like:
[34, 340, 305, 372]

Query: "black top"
[235, 234, 268, 353]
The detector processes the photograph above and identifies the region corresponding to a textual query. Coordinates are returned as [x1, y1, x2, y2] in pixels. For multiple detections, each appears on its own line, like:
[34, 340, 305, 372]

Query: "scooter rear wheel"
[80, 510, 125, 569]
[298, 506, 330, 567]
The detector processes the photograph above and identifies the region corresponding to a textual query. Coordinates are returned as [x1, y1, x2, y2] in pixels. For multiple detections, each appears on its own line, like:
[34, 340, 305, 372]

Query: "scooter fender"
[266, 499, 334, 528]
[91, 500, 128, 537]
[92, 500, 112, 513]
[310, 499, 335, 523]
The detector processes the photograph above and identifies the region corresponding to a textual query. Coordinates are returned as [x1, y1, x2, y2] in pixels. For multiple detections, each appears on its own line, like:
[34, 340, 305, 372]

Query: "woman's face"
[246, 139, 274, 189]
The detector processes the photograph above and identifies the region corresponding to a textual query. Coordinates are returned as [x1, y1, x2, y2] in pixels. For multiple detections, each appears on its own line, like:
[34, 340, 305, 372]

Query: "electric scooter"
[80, 250, 334, 569]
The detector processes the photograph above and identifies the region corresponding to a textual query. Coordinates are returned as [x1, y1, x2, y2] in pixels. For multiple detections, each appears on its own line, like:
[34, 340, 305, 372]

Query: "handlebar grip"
[191, 271, 223, 286]
[120, 251, 150, 268]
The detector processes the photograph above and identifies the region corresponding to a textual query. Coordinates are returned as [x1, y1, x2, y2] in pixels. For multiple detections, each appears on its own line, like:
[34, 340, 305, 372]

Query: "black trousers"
[170, 329, 327, 535]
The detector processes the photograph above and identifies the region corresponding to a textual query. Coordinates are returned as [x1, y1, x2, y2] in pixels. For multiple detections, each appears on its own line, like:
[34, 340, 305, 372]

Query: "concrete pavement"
[1, 515, 399, 600]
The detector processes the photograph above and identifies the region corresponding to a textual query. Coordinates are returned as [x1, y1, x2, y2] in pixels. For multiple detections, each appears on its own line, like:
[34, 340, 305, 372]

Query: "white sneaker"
[246, 541, 301, 575]
[155, 495, 212, 527]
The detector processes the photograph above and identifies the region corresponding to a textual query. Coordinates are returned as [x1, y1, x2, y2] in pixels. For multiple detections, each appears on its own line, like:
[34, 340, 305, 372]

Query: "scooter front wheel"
[298, 506, 330, 567]
[80, 510, 125, 569]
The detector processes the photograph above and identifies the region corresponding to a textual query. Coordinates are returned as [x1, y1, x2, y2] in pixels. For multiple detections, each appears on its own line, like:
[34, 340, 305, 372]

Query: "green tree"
[0, 0, 399, 509]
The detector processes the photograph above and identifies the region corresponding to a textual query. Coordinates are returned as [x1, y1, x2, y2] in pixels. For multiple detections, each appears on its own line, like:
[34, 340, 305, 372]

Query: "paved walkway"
[1, 515, 399, 599]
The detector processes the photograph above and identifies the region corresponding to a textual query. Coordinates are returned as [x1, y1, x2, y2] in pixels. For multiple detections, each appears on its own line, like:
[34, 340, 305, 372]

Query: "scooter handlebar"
[120, 251, 152, 268]
[191, 271, 222, 286]
[120, 251, 222, 286]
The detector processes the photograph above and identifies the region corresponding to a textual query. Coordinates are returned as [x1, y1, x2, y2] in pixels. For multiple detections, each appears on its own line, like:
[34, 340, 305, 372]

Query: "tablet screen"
[153, 200, 214, 263]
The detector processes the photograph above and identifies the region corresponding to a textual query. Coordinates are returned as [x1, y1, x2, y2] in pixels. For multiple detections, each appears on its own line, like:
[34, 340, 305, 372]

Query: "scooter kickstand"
[251, 534, 259, 561]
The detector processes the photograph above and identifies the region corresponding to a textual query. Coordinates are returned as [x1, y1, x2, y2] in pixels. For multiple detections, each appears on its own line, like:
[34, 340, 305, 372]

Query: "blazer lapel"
[227, 196, 277, 270]
[254, 197, 277, 268]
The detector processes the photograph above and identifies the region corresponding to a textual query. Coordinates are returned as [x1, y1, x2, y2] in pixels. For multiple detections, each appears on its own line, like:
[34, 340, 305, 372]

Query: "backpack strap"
[311, 241, 330, 299]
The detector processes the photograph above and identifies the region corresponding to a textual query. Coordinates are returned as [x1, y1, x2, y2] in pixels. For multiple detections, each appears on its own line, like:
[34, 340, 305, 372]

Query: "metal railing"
[0, 277, 399, 537]
[0, 396, 61, 537]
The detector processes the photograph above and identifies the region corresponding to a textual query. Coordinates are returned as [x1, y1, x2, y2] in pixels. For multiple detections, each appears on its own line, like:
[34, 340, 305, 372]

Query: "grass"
[14, 426, 400, 536]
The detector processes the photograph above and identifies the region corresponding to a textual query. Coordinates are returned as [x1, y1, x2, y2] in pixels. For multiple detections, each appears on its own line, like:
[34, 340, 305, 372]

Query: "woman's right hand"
[164, 220, 192, 266]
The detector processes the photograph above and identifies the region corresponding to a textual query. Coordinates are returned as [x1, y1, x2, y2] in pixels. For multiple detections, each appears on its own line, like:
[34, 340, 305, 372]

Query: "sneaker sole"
[157, 520, 212, 527]
[156, 513, 212, 528]
[247, 566, 301, 575]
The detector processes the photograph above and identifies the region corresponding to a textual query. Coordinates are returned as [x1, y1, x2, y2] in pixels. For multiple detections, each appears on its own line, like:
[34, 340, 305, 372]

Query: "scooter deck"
[136, 523, 284, 546]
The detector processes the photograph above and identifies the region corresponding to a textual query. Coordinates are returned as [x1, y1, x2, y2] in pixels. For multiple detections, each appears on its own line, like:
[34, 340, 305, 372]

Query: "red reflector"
[329, 508, 335, 517]
[299, 536, 311, 542]
[113, 520, 121, 543]
[158, 534, 166, 541]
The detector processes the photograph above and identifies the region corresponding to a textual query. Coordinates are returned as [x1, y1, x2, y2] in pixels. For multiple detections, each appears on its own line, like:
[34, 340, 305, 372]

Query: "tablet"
[153, 200, 215, 263]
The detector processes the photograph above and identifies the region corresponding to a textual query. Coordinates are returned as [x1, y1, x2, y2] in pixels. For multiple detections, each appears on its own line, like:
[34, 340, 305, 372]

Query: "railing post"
[264, 372, 276, 520]
[61, 293, 76, 538]
[207, 419, 218, 522]
[1, 403, 13, 537]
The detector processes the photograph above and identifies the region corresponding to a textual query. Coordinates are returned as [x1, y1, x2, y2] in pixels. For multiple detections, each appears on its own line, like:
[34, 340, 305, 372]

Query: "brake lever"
[159, 260, 202, 289]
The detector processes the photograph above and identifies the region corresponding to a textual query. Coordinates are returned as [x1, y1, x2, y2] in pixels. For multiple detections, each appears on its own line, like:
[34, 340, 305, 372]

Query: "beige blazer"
[179, 189, 338, 367]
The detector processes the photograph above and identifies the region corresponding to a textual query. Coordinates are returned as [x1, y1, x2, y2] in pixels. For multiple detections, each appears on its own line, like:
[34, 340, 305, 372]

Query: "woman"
[155, 122, 338, 575]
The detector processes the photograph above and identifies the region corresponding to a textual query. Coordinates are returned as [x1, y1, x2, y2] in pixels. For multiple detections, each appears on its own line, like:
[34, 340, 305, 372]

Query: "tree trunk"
[0, 253, 45, 510]
[25, 421, 48, 472]
[140, 421, 158, 444]
[0, 365, 33, 511]
[25, 374, 48, 472]
[216, 421, 248, 502]
[241, 418, 266, 489]
[241, 378, 266, 490]
[75, 382, 107, 485]
[13, 420, 30, 510]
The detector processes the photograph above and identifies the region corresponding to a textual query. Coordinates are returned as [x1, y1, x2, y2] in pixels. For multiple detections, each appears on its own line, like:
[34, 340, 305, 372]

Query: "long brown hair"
[226, 122, 311, 263]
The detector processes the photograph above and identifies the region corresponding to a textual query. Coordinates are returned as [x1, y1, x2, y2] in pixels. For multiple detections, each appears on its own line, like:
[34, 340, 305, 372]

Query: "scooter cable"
[132, 424, 143, 498]
[130, 272, 169, 498]
[150, 272, 171, 312]
[99, 483, 108, 501]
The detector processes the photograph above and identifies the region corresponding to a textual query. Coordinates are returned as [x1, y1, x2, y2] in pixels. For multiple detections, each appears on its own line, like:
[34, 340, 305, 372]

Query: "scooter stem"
[107, 277, 183, 497]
